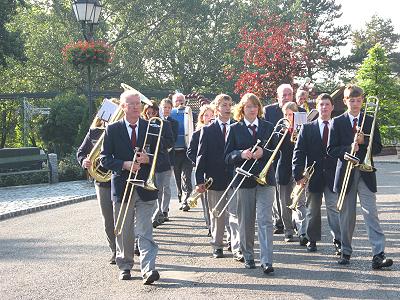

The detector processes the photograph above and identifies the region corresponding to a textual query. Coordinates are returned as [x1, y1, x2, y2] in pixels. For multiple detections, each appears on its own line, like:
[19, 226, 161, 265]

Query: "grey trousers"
[207, 190, 228, 250]
[340, 169, 385, 257]
[153, 169, 173, 221]
[278, 177, 307, 236]
[272, 185, 284, 229]
[94, 184, 116, 254]
[237, 185, 275, 265]
[113, 191, 158, 275]
[201, 193, 211, 229]
[227, 188, 241, 255]
[306, 186, 341, 242]
[173, 150, 193, 203]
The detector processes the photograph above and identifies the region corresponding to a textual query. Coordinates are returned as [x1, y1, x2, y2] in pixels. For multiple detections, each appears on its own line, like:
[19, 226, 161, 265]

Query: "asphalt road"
[0, 162, 399, 299]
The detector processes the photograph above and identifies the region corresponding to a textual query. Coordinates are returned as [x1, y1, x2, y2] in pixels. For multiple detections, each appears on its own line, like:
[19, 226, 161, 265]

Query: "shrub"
[58, 150, 86, 182]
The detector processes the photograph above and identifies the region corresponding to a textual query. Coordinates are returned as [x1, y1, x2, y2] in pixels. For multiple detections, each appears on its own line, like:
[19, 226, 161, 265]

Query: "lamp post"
[72, 0, 102, 118]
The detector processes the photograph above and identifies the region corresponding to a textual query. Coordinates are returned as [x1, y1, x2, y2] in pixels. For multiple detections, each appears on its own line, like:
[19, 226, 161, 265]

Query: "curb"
[375, 160, 400, 164]
[0, 194, 96, 221]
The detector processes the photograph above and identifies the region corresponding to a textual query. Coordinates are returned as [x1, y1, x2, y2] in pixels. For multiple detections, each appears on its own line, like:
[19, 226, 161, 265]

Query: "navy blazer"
[156, 119, 173, 173]
[225, 118, 276, 189]
[327, 112, 382, 193]
[100, 118, 158, 202]
[195, 121, 233, 191]
[186, 129, 200, 166]
[76, 127, 110, 187]
[165, 116, 179, 165]
[275, 133, 294, 185]
[292, 120, 337, 192]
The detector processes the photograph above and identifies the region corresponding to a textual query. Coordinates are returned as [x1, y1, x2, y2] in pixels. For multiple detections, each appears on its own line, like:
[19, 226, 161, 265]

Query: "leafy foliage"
[356, 44, 400, 143]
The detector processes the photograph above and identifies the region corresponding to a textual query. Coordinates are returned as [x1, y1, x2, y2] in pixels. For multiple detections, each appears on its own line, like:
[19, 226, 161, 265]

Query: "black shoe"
[333, 239, 342, 256]
[372, 252, 393, 269]
[119, 269, 131, 280]
[109, 252, 116, 265]
[338, 254, 351, 265]
[163, 212, 170, 222]
[261, 264, 274, 274]
[273, 227, 284, 235]
[152, 220, 160, 228]
[244, 260, 256, 269]
[233, 252, 244, 262]
[143, 270, 160, 285]
[207, 229, 211, 237]
[181, 203, 190, 211]
[284, 235, 297, 242]
[307, 241, 317, 252]
[158, 214, 165, 224]
[227, 242, 232, 252]
[299, 234, 308, 246]
[134, 244, 140, 256]
[213, 249, 224, 258]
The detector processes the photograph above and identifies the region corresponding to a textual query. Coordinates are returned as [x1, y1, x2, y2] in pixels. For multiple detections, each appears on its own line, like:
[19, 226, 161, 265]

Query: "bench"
[0, 147, 58, 184]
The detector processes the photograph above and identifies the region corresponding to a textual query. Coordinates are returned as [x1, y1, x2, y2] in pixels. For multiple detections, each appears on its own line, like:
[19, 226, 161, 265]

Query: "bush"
[0, 172, 48, 187]
[58, 150, 86, 182]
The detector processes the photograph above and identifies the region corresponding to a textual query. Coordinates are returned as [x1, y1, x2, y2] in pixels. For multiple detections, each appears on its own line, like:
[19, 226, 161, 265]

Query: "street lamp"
[72, 0, 103, 118]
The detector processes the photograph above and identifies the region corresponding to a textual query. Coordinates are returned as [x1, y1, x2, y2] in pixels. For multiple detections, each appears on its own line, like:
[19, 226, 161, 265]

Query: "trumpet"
[114, 117, 163, 235]
[288, 161, 316, 211]
[211, 118, 290, 218]
[336, 96, 379, 211]
[188, 177, 214, 208]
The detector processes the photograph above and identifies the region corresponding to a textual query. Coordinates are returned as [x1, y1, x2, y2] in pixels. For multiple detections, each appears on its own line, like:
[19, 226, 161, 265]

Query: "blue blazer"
[327, 112, 382, 193]
[165, 116, 179, 165]
[156, 119, 173, 173]
[195, 121, 234, 191]
[275, 133, 294, 185]
[225, 118, 276, 189]
[100, 118, 158, 202]
[292, 120, 337, 192]
[186, 129, 200, 166]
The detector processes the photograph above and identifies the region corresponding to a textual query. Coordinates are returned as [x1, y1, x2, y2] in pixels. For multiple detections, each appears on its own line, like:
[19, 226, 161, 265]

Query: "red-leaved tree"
[227, 13, 307, 100]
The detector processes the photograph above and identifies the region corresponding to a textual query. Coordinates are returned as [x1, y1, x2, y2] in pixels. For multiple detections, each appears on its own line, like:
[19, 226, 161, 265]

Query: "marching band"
[77, 83, 393, 284]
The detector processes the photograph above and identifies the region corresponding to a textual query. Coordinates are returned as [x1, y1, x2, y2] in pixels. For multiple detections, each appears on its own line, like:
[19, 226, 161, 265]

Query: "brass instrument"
[336, 96, 379, 211]
[188, 177, 214, 208]
[87, 99, 123, 182]
[288, 161, 316, 211]
[211, 118, 290, 218]
[114, 116, 164, 235]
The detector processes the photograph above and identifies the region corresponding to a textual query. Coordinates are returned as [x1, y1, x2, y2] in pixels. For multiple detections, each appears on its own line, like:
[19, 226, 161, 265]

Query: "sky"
[335, 0, 400, 54]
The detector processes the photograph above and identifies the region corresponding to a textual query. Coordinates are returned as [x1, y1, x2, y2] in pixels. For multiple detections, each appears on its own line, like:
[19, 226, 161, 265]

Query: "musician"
[292, 93, 341, 253]
[76, 114, 116, 265]
[141, 100, 174, 228]
[160, 98, 179, 221]
[327, 84, 393, 269]
[100, 90, 160, 283]
[171, 93, 193, 211]
[295, 88, 310, 112]
[263, 84, 305, 234]
[225, 93, 275, 273]
[187, 104, 214, 237]
[276, 102, 307, 243]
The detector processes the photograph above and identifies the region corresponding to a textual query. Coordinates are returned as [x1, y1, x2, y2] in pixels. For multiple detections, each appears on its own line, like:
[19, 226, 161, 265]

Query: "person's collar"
[216, 117, 230, 126]
[124, 117, 139, 127]
[244, 117, 258, 127]
[318, 117, 331, 126]
[348, 112, 360, 122]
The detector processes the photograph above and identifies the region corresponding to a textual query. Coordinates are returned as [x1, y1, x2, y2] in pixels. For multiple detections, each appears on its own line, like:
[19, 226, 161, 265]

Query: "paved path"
[0, 181, 96, 220]
[0, 162, 399, 299]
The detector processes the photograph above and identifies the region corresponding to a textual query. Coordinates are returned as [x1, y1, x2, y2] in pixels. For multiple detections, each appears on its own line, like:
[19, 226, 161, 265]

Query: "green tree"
[0, 0, 26, 67]
[356, 43, 400, 143]
[348, 15, 400, 74]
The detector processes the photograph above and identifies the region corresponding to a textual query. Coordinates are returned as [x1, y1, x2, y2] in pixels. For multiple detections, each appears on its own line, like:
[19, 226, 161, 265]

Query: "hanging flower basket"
[62, 40, 113, 67]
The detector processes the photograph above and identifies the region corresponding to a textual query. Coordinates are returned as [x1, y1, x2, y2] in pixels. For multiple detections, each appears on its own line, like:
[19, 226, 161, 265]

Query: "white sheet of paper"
[96, 98, 118, 122]
[293, 112, 307, 127]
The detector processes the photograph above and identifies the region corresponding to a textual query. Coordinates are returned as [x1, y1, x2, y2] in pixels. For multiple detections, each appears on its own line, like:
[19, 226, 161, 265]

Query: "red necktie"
[322, 120, 329, 148]
[222, 123, 227, 140]
[352, 118, 358, 134]
[248, 124, 257, 139]
[129, 124, 137, 148]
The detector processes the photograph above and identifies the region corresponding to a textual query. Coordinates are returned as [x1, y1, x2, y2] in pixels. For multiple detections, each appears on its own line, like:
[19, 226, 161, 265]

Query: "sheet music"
[293, 112, 307, 127]
[96, 99, 118, 122]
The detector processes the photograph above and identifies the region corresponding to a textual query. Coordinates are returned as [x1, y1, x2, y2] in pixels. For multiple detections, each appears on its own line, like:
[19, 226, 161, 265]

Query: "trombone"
[211, 118, 290, 218]
[114, 117, 164, 235]
[336, 96, 379, 211]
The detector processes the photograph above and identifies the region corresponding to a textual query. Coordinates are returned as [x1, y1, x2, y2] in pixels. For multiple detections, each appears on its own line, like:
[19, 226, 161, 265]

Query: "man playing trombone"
[100, 90, 161, 283]
[327, 84, 393, 269]
[225, 93, 276, 274]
